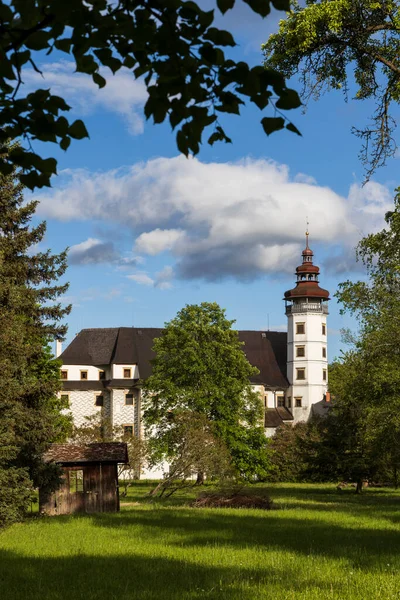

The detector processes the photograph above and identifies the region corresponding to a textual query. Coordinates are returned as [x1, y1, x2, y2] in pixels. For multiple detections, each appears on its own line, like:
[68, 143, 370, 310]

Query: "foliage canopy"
[0, 144, 71, 526]
[0, 0, 301, 190]
[327, 187, 400, 488]
[263, 0, 400, 179]
[143, 302, 271, 481]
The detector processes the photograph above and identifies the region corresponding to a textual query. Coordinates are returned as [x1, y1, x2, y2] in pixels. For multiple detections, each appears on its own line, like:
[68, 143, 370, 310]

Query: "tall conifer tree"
[0, 144, 71, 526]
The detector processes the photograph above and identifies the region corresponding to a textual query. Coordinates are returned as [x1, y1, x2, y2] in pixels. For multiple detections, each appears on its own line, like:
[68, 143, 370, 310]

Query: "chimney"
[56, 340, 62, 358]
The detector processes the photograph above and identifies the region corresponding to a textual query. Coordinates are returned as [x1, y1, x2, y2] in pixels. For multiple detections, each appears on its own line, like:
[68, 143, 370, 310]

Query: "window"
[295, 397, 302, 408]
[277, 396, 285, 407]
[69, 470, 83, 493]
[296, 346, 305, 358]
[322, 347, 327, 358]
[322, 323, 326, 335]
[60, 393, 69, 405]
[125, 393, 134, 406]
[287, 396, 292, 408]
[264, 395, 268, 408]
[296, 368, 306, 380]
[296, 322, 305, 335]
[123, 425, 134, 437]
[323, 369, 327, 381]
[99, 370, 106, 380]
[80, 370, 88, 380]
[95, 394, 104, 407]
[123, 368, 132, 379]
[60, 370, 68, 380]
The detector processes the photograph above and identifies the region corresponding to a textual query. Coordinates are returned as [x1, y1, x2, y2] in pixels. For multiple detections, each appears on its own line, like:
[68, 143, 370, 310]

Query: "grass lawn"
[1, 483, 400, 599]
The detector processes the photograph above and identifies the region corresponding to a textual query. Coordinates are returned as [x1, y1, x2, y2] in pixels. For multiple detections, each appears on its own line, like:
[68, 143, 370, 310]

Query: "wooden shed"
[39, 442, 128, 515]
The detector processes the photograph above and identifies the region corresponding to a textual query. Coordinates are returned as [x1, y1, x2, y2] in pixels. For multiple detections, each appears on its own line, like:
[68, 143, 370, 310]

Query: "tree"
[327, 187, 400, 490]
[148, 412, 232, 497]
[0, 143, 71, 526]
[142, 302, 271, 482]
[262, 0, 400, 179]
[0, 0, 301, 190]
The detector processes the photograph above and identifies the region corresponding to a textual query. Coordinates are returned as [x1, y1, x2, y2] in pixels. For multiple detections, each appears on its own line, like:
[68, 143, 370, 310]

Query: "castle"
[58, 234, 330, 474]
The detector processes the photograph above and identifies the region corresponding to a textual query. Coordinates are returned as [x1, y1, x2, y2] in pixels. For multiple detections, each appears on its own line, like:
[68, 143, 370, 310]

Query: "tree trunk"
[356, 479, 363, 494]
[196, 471, 204, 485]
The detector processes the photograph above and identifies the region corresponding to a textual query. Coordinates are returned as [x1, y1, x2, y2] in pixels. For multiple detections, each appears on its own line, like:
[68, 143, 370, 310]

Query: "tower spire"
[305, 217, 309, 249]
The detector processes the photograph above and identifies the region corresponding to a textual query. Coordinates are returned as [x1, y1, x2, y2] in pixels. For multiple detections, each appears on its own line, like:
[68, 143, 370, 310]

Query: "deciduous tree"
[0, 0, 300, 190]
[263, 0, 400, 179]
[327, 187, 400, 490]
[143, 302, 271, 482]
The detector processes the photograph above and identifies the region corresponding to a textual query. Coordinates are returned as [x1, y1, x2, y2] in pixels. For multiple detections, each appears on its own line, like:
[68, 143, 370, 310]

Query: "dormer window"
[60, 370, 68, 380]
[99, 370, 106, 380]
[123, 368, 132, 379]
[80, 370, 88, 380]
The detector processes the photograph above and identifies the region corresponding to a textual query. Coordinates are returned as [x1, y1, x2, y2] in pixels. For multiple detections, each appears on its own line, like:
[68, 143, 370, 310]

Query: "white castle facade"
[58, 235, 330, 475]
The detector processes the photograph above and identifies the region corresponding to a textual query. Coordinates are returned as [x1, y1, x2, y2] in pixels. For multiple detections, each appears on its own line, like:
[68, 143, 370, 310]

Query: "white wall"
[287, 309, 328, 422]
[63, 390, 111, 426]
[60, 364, 110, 380]
[112, 364, 139, 379]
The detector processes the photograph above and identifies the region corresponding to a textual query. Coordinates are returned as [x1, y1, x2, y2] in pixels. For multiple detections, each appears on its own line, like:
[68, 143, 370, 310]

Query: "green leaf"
[54, 38, 72, 53]
[217, 0, 235, 13]
[275, 89, 302, 110]
[261, 116, 285, 135]
[286, 122, 302, 136]
[68, 120, 89, 140]
[76, 54, 98, 75]
[93, 72, 106, 88]
[176, 130, 189, 156]
[204, 28, 236, 47]
[25, 31, 50, 51]
[60, 136, 71, 151]
[271, 0, 290, 10]
[243, 0, 271, 17]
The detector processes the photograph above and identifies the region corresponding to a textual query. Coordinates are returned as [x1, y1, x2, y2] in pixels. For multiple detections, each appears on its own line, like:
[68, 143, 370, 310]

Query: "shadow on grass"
[86, 506, 400, 570]
[0, 549, 345, 600]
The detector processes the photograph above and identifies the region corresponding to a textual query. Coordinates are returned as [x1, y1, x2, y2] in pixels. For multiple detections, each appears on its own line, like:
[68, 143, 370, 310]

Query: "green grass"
[1, 483, 400, 599]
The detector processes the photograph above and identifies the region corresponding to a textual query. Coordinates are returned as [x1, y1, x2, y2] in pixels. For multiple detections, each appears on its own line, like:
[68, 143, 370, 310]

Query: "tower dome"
[284, 232, 330, 301]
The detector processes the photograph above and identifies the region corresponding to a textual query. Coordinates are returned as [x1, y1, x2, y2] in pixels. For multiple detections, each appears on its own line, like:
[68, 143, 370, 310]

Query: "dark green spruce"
[0, 145, 71, 526]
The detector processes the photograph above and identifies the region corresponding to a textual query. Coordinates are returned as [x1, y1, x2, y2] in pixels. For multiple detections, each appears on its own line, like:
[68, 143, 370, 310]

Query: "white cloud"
[23, 60, 147, 135]
[135, 229, 186, 255]
[36, 156, 395, 281]
[127, 272, 155, 286]
[69, 237, 138, 267]
[155, 266, 174, 290]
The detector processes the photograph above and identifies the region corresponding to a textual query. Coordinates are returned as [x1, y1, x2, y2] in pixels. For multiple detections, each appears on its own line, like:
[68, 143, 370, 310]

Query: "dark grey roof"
[239, 331, 288, 388]
[43, 443, 128, 464]
[60, 327, 288, 388]
[265, 407, 294, 428]
[60, 328, 119, 365]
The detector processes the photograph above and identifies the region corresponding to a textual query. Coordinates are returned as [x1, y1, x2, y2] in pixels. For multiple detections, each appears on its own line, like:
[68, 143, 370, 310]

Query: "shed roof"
[60, 327, 288, 388]
[43, 443, 128, 464]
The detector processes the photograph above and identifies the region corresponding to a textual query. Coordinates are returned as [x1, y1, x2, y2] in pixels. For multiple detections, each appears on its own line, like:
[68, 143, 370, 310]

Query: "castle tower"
[284, 231, 330, 422]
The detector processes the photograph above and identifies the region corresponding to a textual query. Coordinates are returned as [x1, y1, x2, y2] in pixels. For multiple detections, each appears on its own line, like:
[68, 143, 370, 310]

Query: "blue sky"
[27, 2, 399, 361]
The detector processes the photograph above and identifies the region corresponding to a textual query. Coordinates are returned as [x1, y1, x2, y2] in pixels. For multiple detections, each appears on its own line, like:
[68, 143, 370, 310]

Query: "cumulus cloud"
[127, 272, 155, 286]
[36, 156, 394, 282]
[23, 60, 147, 135]
[69, 238, 138, 267]
[69, 238, 119, 265]
[135, 229, 186, 255]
